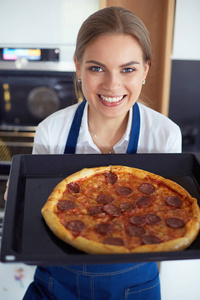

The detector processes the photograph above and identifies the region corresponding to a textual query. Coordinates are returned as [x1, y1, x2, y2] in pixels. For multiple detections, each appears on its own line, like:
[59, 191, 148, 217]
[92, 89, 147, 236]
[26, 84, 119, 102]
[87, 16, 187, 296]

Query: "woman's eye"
[90, 66, 103, 72]
[122, 68, 135, 73]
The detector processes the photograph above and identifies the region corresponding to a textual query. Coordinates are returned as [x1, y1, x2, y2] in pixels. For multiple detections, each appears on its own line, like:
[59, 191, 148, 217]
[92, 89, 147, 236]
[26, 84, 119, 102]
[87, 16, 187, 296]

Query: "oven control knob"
[15, 57, 29, 69]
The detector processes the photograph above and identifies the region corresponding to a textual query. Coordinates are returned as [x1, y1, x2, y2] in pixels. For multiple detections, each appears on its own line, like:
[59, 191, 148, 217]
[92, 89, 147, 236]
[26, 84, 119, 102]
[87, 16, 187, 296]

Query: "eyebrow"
[85, 60, 140, 68]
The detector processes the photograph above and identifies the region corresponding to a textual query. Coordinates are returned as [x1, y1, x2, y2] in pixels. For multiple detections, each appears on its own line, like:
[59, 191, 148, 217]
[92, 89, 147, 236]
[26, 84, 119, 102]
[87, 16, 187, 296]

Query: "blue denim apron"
[23, 100, 161, 300]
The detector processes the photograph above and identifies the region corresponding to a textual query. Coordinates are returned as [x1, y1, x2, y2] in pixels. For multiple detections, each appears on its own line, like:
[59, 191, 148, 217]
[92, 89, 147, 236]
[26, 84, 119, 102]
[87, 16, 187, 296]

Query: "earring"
[142, 79, 146, 85]
[78, 78, 82, 83]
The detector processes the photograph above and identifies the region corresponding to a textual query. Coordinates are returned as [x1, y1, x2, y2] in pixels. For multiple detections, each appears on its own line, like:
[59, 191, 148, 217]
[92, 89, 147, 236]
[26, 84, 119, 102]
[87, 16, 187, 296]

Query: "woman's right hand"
[4, 179, 9, 201]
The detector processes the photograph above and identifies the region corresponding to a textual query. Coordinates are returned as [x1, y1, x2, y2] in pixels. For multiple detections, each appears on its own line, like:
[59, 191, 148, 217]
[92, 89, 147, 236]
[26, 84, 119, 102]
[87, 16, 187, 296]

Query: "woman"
[23, 6, 181, 300]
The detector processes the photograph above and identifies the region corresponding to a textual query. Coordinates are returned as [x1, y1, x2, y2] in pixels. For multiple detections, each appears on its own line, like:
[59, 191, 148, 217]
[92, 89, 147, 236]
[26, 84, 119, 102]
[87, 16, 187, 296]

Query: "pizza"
[41, 165, 200, 254]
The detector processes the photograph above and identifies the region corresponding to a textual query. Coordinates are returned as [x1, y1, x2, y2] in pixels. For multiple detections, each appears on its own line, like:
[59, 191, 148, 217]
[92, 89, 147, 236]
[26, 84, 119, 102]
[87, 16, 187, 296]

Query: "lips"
[99, 95, 125, 103]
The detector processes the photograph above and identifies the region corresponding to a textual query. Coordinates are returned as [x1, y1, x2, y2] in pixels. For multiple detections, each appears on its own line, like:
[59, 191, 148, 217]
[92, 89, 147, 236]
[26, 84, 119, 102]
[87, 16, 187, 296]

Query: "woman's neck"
[88, 106, 129, 153]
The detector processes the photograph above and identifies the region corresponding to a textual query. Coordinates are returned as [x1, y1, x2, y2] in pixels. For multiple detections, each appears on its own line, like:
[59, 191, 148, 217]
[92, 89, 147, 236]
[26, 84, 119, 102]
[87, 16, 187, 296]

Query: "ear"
[143, 59, 151, 80]
[74, 57, 81, 79]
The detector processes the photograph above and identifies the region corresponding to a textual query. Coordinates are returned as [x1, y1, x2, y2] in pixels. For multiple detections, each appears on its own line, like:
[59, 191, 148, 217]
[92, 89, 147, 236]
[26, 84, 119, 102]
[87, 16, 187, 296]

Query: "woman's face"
[74, 34, 150, 120]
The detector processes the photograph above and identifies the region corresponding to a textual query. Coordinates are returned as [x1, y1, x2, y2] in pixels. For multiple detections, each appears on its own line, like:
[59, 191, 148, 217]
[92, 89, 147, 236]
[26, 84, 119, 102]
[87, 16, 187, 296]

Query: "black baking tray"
[1, 153, 200, 265]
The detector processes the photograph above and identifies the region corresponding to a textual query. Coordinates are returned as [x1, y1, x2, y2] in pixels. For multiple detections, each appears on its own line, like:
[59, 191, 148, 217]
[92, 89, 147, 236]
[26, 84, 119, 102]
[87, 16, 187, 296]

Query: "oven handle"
[0, 175, 9, 180]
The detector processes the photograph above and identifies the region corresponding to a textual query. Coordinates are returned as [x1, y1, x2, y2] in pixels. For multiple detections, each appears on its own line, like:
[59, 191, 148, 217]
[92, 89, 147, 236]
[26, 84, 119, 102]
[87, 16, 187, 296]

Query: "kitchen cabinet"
[100, 0, 175, 116]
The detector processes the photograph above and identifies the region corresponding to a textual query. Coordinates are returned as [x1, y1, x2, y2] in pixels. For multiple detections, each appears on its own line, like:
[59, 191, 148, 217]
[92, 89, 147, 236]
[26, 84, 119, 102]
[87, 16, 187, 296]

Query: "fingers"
[4, 179, 9, 201]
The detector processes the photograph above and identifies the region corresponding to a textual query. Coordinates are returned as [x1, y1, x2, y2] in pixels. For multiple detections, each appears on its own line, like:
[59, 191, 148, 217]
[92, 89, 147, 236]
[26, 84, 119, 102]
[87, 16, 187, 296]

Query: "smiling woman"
[23, 6, 182, 300]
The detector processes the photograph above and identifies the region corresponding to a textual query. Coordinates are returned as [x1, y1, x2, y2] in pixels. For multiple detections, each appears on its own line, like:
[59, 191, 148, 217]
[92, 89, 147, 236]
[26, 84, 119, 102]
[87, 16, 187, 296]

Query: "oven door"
[0, 70, 76, 161]
[0, 162, 10, 239]
[0, 70, 76, 127]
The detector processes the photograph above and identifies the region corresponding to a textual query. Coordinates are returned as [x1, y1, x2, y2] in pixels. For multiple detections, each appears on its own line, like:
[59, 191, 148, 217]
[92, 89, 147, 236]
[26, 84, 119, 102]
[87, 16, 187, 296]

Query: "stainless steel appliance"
[0, 48, 76, 232]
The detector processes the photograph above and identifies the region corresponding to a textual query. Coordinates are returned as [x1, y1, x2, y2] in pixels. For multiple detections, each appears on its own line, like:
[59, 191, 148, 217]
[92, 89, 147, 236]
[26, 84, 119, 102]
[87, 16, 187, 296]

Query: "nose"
[102, 72, 121, 91]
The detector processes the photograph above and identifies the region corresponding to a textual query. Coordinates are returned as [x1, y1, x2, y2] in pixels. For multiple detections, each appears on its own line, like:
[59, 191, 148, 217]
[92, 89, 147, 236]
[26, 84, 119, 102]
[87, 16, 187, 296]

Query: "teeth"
[100, 95, 124, 103]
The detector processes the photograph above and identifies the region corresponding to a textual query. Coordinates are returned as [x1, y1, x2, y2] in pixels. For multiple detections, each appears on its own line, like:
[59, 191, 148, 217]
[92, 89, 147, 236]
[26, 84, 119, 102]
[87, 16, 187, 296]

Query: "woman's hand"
[4, 179, 9, 201]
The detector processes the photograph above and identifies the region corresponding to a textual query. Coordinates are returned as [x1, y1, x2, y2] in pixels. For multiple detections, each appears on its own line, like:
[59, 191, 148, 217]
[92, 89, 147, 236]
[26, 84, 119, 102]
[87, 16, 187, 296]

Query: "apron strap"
[64, 99, 86, 154]
[127, 102, 140, 154]
[64, 100, 140, 154]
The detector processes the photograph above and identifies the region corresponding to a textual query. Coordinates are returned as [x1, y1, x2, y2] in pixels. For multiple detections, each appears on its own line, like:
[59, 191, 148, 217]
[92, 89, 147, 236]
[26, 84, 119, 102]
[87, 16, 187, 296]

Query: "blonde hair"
[74, 6, 152, 100]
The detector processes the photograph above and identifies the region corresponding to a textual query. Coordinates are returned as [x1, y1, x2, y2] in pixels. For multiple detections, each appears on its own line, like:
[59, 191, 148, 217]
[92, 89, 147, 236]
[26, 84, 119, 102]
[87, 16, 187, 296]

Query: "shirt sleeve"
[32, 104, 78, 155]
[32, 122, 50, 154]
[138, 103, 183, 154]
[167, 125, 182, 153]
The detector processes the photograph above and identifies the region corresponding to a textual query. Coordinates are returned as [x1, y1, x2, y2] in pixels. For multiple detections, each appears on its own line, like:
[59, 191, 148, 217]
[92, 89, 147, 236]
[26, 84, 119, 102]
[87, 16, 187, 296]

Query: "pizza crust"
[41, 165, 200, 255]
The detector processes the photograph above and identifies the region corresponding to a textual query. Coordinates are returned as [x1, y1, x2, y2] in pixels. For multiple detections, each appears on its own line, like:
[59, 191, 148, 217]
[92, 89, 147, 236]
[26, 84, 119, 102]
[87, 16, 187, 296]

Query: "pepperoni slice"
[65, 220, 85, 231]
[130, 216, 146, 226]
[96, 194, 114, 205]
[95, 223, 113, 235]
[120, 202, 136, 212]
[138, 183, 155, 195]
[142, 235, 162, 245]
[166, 217, 185, 228]
[165, 196, 183, 208]
[136, 196, 152, 207]
[103, 237, 124, 246]
[57, 200, 76, 211]
[105, 172, 118, 185]
[68, 182, 80, 193]
[103, 204, 121, 217]
[146, 214, 161, 225]
[117, 186, 133, 195]
[89, 206, 104, 215]
[126, 225, 146, 237]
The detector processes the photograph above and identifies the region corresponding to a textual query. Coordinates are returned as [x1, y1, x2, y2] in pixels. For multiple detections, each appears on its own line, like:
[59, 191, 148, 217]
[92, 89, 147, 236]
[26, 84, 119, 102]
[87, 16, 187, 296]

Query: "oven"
[0, 58, 76, 233]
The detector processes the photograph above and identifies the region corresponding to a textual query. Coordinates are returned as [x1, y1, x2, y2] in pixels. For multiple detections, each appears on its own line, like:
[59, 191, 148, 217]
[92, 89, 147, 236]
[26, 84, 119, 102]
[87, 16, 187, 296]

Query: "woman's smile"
[99, 95, 124, 103]
[98, 94, 127, 106]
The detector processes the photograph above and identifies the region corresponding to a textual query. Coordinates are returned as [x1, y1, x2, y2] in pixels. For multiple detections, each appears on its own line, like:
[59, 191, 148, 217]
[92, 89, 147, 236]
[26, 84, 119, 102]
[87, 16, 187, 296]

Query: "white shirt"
[32, 101, 182, 154]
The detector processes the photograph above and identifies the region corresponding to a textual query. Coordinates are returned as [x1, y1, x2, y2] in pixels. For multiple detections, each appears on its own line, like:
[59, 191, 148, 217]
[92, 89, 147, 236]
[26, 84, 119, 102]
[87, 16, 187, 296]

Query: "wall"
[172, 0, 200, 60]
[0, 0, 99, 70]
